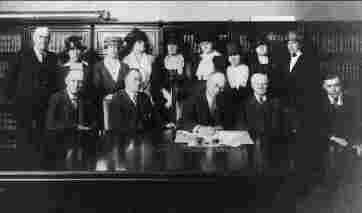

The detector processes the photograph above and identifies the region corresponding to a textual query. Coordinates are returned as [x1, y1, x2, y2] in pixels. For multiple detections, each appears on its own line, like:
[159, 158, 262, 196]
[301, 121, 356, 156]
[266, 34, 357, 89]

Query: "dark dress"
[150, 54, 187, 123]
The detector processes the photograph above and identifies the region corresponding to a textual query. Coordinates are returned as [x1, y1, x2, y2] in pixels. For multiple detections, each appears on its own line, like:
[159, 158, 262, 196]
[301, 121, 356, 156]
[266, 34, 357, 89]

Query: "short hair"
[322, 72, 341, 82]
[287, 30, 304, 46]
[33, 27, 50, 39]
[250, 73, 268, 85]
[65, 35, 86, 51]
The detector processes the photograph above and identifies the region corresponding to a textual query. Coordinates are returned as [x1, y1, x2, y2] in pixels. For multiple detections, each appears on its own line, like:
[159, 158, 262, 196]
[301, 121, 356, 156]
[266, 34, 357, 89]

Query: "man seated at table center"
[179, 71, 232, 135]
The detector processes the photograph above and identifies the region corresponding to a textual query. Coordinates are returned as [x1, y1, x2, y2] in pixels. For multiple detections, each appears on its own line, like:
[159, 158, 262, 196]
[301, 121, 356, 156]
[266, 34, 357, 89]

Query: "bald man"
[235, 73, 287, 170]
[180, 72, 232, 134]
[5, 27, 60, 169]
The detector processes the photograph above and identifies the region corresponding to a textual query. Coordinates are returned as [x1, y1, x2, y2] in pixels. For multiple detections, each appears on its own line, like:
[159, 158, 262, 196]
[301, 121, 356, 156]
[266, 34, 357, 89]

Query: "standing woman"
[122, 28, 155, 95]
[225, 41, 250, 104]
[193, 33, 222, 82]
[58, 36, 89, 90]
[248, 36, 283, 98]
[92, 36, 130, 130]
[151, 36, 186, 124]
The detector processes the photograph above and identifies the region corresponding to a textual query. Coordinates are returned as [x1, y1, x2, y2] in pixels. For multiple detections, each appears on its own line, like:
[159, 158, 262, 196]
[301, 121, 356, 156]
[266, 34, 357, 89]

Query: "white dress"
[226, 64, 249, 89]
[196, 50, 221, 80]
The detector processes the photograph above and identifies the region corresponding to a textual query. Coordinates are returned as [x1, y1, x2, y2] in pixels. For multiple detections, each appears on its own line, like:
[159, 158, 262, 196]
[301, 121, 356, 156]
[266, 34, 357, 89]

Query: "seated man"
[235, 73, 287, 171]
[321, 72, 361, 184]
[45, 69, 96, 170]
[108, 68, 164, 133]
[179, 71, 232, 135]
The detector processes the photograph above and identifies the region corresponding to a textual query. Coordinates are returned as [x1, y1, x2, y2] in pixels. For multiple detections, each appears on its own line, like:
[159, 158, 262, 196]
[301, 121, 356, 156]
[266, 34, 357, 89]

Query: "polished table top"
[0, 129, 291, 178]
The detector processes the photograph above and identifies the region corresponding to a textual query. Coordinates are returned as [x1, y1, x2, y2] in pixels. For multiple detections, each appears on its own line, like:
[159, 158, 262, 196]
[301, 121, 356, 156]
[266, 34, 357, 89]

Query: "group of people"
[4, 26, 362, 193]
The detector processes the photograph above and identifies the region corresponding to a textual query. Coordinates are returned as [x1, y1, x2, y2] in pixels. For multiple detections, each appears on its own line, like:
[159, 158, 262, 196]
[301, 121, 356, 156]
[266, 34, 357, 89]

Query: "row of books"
[311, 31, 362, 54]
[0, 61, 9, 79]
[320, 62, 362, 82]
[0, 34, 22, 54]
[0, 112, 16, 130]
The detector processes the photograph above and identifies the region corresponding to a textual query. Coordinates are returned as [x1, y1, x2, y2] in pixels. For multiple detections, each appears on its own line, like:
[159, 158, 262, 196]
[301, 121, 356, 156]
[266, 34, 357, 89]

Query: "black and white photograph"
[0, 1, 361, 212]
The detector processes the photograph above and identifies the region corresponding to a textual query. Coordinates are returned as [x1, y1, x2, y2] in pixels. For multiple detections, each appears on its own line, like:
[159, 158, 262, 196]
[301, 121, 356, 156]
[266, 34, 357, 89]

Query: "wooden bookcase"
[0, 19, 361, 149]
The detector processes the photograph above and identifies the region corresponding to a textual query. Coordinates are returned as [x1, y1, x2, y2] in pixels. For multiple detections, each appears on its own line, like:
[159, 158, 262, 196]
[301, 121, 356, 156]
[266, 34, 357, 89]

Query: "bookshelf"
[0, 20, 361, 150]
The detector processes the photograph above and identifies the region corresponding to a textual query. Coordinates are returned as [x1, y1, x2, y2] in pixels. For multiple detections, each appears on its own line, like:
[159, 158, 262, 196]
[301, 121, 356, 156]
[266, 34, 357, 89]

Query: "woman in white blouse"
[122, 28, 155, 94]
[194, 34, 222, 81]
[224, 41, 251, 105]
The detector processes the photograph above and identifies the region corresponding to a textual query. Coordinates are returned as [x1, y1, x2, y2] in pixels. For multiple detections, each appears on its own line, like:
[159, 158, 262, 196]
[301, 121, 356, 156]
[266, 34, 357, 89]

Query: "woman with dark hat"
[92, 36, 130, 130]
[122, 28, 155, 94]
[151, 35, 186, 124]
[248, 35, 284, 98]
[224, 40, 251, 105]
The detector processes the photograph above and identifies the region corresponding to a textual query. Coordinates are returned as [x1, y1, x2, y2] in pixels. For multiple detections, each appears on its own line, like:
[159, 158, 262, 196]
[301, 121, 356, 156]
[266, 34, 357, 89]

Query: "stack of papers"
[174, 130, 254, 147]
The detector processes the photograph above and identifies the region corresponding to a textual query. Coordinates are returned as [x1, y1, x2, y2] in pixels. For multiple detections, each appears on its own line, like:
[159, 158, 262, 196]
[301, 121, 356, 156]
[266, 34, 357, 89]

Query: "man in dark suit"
[108, 68, 164, 133]
[320, 73, 361, 185]
[235, 73, 287, 171]
[45, 69, 96, 170]
[5, 27, 60, 169]
[280, 30, 325, 196]
[179, 72, 231, 134]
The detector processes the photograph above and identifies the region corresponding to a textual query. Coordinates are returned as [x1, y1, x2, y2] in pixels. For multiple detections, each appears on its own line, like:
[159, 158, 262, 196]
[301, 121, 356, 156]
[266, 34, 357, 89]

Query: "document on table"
[175, 130, 254, 147]
[215, 130, 254, 147]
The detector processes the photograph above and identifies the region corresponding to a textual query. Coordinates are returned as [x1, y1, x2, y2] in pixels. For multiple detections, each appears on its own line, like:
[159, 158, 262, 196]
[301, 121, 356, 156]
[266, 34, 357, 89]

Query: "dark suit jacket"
[320, 93, 360, 145]
[235, 95, 286, 142]
[108, 90, 162, 132]
[179, 89, 232, 131]
[92, 60, 130, 128]
[281, 53, 322, 110]
[45, 90, 96, 130]
[5, 46, 60, 129]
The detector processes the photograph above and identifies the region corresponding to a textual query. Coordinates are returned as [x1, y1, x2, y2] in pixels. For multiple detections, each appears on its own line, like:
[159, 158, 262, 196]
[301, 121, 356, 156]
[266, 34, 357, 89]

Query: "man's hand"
[161, 88, 172, 109]
[330, 136, 349, 147]
[104, 94, 113, 101]
[164, 122, 176, 129]
[77, 124, 91, 131]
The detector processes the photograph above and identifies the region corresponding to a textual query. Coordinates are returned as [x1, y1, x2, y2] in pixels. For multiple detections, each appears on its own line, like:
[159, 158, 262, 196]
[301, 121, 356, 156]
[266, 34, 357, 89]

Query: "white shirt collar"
[289, 51, 302, 72]
[33, 47, 44, 63]
[254, 93, 267, 104]
[125, 89, 137, 104]
[328, 94, 343, 106]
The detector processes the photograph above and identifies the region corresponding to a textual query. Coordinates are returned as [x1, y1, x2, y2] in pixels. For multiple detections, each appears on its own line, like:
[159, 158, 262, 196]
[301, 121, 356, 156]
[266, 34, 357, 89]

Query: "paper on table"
[174, 130, 198, 144]
[216, 130, 254, 147]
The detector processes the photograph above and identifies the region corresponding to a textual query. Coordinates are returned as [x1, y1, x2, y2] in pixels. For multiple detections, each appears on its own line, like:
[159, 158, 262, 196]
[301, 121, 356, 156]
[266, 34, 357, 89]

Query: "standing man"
[282, 30, 324, 196]
[5, 27, 60, 169]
